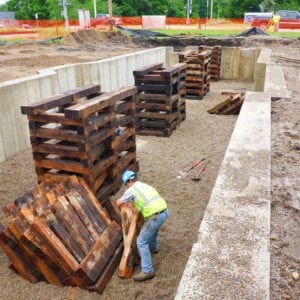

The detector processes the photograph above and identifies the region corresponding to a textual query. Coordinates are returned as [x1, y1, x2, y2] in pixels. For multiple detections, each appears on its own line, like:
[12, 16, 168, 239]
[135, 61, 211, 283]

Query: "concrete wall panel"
[254, 48, 271, 92]
[239, 48, 256, 80]
[25, 79, 42, 103]
[221, 47, 240, 79]
[56, 65, 77, 92]
[0, 85, 13, 160]
[38, 74, 59, 99]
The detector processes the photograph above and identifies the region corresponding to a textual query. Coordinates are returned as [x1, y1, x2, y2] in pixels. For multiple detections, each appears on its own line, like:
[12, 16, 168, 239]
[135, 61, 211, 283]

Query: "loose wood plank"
[133, 63, 163, 76]
[118, 203, 139, 278]
[65, 86, 137, 119]
[21, 94, 74, 115]
[87, 242, 123, 294]
[78, 221, 122, 282]
[0, 227, 39, 283]
[66, 191, 100, 241]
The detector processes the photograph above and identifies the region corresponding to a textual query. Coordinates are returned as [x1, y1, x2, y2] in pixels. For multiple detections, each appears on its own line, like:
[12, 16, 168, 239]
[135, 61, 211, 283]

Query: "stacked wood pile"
[0, 176, 123, 294]
[207, 92, 245, 115]
[179, 50, 211, 100]
[199, 46, 222, 81]
[21, 84, 139, 205]
[133, 62, 186, 137]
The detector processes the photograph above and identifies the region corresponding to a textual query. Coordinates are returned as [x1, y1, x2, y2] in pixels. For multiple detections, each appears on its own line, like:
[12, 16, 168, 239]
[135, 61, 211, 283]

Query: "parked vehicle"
[251, 10, 300, 30]
[90, 13, 122, 28]
[244, 12, 272, 24]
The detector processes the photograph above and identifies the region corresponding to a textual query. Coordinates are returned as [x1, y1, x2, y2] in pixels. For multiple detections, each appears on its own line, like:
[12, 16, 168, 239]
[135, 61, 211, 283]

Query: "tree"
[227, 0, 260, 18]
[198, 0, 207, 18]
[4, 0, 298, 20]
[6, 0, 51, 19]
[261, 0, 275, 12]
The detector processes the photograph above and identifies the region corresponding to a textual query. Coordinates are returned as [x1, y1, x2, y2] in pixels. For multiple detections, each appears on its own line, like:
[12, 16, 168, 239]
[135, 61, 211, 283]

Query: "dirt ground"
[0, 30, 299, 299]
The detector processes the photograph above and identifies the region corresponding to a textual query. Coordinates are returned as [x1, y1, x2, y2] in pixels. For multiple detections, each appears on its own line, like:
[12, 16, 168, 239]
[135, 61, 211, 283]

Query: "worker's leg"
[149, 230, 159, 253]
[149, 210, 169, 252]
[137, 210, 169, 273]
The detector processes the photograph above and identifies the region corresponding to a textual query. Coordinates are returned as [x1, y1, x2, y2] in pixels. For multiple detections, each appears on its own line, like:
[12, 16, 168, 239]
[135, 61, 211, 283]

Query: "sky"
[0, 0, 7, 4]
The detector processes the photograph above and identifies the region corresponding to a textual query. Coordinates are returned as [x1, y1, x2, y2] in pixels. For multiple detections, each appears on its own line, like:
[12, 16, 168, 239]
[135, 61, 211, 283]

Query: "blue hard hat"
[122, 170, 137, 185]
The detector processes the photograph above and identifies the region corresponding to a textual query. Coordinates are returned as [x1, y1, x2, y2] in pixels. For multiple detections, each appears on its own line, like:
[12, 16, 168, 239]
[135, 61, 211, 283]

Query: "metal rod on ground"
[191, 159, 210, 181]
[177, 158, 206, 179]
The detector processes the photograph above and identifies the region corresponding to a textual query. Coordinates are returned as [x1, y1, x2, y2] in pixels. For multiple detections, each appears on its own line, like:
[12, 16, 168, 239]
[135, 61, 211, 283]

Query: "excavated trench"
[0, 34, 299, 299]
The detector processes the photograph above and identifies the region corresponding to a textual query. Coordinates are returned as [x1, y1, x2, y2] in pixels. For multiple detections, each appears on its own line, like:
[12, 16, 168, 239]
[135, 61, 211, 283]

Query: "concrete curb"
[175, 92, 271, 299]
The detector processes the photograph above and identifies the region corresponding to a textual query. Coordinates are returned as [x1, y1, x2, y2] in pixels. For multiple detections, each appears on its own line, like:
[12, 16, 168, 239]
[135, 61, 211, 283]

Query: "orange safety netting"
[0, 17, 246, 40]
[0, 17, 246, 28]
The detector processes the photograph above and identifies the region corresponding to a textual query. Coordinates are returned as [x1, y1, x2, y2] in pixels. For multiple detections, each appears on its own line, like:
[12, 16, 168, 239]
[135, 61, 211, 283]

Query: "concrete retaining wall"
[175, 91, 271, 299]
[175, 47, 291, 299]
[221, 47, 260, 80]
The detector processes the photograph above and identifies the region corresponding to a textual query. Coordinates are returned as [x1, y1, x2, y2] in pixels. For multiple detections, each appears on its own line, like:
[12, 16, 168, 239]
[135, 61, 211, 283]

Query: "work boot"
[133, 271, 155, 281]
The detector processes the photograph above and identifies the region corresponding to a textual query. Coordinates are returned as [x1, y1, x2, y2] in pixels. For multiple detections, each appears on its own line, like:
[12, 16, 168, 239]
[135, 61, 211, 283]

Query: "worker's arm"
[116, 188, 134, 208]
[116, 198, 125, 208]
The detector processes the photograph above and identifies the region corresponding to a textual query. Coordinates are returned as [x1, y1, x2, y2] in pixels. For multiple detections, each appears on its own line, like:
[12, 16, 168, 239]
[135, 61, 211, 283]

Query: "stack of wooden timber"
[0, 176, 123, 294]
[107, 92, 138, 195]
[133, 62, 187, 137]
[207, 92, 245, 115]
[21, 84, 139, 204]
[199, 45, 222, 81]
[179, 50, 211, 100]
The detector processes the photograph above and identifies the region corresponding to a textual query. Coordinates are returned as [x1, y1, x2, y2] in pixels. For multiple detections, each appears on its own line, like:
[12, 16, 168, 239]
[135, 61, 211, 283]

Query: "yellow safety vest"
[130, 181, 167, 218]
[273, 15, 280, 24]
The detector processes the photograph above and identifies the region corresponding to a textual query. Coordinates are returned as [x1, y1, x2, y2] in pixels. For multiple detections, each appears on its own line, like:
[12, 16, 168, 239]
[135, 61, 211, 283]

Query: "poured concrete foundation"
[0, 45, 290, 298]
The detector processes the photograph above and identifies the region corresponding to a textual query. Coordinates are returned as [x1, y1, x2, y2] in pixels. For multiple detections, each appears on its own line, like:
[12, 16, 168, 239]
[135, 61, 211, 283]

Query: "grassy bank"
[154, 28, 300, 39]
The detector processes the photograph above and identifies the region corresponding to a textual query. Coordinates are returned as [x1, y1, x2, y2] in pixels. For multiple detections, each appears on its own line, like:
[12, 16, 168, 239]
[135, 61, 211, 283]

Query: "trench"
[0, 45, 291, 299]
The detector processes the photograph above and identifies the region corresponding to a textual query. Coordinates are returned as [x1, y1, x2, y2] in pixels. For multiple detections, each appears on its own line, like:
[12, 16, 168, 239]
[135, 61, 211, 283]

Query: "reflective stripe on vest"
[130, 181, 167, 218]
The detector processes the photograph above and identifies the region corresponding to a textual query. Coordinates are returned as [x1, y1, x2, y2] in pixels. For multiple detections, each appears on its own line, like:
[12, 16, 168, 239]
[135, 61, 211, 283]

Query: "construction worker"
[116, 170, 169, 281]
[272, 11, 281, 32]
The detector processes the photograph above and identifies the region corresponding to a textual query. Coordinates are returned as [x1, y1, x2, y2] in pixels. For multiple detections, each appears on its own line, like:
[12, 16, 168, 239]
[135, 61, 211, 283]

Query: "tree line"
[0, 0, 299, 20]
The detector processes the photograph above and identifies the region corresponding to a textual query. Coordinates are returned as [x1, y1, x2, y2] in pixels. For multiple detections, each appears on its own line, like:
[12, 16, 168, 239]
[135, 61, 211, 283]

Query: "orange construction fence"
[0, 17, 246, 40]
[0, 17, 245, 29]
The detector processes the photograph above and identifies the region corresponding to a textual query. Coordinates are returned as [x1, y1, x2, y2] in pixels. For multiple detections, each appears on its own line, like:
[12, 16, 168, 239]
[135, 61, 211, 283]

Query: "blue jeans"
[137, 209, 169, 274]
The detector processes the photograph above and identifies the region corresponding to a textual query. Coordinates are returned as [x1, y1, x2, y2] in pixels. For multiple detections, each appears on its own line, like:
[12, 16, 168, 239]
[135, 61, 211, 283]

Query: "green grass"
[0, 37, 33, 43]
[267, 31, 300, 38]
[155, 29, 240, 36]
[154, 29, 300, 38]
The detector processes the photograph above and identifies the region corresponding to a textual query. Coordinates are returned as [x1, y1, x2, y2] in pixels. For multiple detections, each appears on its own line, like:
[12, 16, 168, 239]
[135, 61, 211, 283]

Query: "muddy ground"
[0, 30, 299, 299]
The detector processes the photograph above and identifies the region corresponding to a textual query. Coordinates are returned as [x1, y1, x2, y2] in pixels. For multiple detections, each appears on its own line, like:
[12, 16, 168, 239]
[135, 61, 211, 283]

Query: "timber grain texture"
[0, 176, 124, 294]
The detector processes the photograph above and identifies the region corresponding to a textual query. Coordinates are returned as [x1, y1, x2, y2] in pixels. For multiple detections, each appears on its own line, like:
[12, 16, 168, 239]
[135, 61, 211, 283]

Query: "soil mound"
[61, 29, 134, 46]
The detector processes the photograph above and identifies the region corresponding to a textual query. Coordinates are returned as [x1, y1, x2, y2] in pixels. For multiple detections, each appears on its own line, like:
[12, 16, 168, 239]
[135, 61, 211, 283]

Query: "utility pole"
[108, 0, 113, 31]
[59, 0, 69, 27]
[206, 0, 209, 27]
[93, 0, 97, 17]
[186, 0, 192, 24]
[210, 0, 213, 20]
